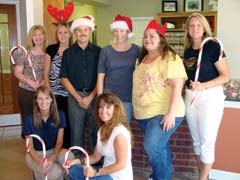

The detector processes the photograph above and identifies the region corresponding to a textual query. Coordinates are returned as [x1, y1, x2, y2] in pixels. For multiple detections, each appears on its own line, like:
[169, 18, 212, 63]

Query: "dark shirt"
[46, 43, 68, 96]
[46, 43, 59, 59]
[98, 44, 140, 102]
[22, 110, 66, 151]
[60, 42, 101, 90]
[183, 40, 226, 88]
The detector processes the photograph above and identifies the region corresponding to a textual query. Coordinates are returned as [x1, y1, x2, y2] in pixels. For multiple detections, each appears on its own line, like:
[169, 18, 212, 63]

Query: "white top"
[97, 124, 133, 180]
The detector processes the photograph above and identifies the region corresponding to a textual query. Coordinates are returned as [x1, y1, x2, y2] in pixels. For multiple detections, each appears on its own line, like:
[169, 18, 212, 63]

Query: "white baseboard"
[210, 169, 240, 180]
[0, 114, 21, 126]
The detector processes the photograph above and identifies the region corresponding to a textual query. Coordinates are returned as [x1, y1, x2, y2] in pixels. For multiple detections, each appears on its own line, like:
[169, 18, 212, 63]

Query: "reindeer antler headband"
[47, 2, 74, 24]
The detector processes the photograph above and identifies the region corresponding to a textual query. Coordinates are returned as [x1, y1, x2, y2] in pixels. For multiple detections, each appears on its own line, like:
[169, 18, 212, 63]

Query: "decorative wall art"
[184, 0, 203, 12]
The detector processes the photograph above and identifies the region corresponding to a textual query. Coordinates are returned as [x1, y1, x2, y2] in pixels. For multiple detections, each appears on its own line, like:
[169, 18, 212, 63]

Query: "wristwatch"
[96, 169, 100, 176]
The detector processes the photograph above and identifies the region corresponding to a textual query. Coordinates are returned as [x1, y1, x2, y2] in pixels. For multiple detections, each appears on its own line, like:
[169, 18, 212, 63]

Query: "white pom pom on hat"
[71, 15, 95, 33]
[110, 14, 134, 39]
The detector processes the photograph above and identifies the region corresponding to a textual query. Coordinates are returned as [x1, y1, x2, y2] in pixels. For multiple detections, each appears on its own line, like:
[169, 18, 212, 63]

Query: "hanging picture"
[162, 1, 178, 12]
[184, 0, 203, 12]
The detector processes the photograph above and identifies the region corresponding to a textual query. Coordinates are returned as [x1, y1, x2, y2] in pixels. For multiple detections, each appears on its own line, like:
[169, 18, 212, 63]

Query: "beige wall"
[95, 0, 214, 47]
[96, 0, 161, 47]
[95, 0, 240, 78]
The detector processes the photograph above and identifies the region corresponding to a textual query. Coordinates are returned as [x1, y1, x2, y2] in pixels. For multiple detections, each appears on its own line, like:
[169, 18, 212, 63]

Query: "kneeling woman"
[66, 91, 134, 180]
[23, 86, 74, 180]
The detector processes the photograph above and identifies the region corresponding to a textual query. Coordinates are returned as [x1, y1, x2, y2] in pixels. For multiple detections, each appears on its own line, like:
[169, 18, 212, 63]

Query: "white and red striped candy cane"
[9, 45, 37, 81]
[26, 134, 48, 180]
[63, 146, 90, 180]
[190, 37, 224, 106]
[9, 45, 27, 65]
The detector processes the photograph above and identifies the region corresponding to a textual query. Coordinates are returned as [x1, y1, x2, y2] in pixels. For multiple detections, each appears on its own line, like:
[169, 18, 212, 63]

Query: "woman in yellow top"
[132, 19, 187, 180]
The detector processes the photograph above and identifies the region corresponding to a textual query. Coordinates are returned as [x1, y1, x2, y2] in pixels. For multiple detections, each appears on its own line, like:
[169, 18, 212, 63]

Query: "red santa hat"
[71, 15, 95, 33]
[145, 19, 167, 37]
[110, 14, 134, 38]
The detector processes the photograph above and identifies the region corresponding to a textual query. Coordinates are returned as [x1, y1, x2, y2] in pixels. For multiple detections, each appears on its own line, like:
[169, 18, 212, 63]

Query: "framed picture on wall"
[162, 1, 178, 12]
[184, 0, 203, 12]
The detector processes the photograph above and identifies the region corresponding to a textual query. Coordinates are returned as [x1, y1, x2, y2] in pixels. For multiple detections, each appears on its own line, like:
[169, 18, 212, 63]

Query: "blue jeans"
[122, 102, 133, 123]
[68, 164, 113, 180]
[137, 115, 183, 180]
[68, 92, 97, 154]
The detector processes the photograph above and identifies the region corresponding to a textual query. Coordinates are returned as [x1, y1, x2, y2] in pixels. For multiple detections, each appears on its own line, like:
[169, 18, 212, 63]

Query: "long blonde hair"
[94, 91, 134, 147]
[184, 13, 212, 49]
[26, 25, 48, 51]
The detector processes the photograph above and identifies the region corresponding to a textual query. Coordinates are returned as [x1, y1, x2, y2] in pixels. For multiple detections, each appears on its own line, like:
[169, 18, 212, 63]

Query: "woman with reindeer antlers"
[44, 2, 74, 148]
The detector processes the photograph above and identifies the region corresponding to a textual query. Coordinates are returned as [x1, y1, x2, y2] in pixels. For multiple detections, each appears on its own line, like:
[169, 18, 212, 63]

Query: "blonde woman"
[183, 13, 230, 180]
[14, 25, 47, 138]
[44, 21, 73, 148]
[97, 14, 140, 123]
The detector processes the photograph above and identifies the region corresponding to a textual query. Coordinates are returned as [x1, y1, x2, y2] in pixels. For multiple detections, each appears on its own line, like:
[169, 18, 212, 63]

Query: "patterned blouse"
[14, 48, 45, 91]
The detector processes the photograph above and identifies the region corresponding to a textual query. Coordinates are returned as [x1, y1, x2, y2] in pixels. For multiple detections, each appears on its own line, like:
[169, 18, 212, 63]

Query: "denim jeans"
[68, 164, 113, 180]
[137, 115, 183, 180]
[122, 102, 133, 123]
[68, 92, 97, 154]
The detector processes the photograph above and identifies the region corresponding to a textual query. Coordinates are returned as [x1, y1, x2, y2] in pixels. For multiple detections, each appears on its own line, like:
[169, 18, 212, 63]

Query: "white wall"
[25, 0, 43, 32]
[218, 0, 240, 78]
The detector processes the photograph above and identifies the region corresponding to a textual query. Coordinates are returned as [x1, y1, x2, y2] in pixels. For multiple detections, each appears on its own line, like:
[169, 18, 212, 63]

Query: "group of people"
[13, 11, 230, 180]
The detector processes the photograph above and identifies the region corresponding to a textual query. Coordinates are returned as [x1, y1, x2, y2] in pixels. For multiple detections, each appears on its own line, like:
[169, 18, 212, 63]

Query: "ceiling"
[67, 0, 111, 6]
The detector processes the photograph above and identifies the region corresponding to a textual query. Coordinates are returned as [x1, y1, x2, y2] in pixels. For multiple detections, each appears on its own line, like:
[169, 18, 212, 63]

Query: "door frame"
[0, 3, 19, 114]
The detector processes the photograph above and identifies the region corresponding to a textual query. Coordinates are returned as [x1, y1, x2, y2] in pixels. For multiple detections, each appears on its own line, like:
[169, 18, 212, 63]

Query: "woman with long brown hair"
[65, 91, 134, 180]
[22, 85, 73, 180]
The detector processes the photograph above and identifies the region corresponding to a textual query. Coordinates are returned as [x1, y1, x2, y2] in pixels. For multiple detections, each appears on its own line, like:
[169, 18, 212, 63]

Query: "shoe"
[149, 174, 153, 180]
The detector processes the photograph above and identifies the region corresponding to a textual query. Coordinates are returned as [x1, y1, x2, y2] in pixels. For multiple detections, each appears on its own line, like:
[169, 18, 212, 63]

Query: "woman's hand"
[63, 159, 81, 175]
[190, 80, 207, 91]
[42, 160, 54, 173]
[29, 79, 41, 90]
[83, 165, 97, 177]
[161, 114, 175, 131]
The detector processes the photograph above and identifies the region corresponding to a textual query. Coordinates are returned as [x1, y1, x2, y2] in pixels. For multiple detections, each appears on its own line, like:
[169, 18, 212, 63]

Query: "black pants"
[55, 95, 71, 148]
[18, 87, 35, 138]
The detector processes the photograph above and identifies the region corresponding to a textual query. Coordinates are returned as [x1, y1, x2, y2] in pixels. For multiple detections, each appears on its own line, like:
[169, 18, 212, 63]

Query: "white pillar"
[25, 0, 43, 31]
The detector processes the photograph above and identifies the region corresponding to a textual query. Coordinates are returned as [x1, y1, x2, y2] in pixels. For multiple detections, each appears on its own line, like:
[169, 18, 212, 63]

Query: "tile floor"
[0, 126, 33, 180]
[0, 125, 191, 180]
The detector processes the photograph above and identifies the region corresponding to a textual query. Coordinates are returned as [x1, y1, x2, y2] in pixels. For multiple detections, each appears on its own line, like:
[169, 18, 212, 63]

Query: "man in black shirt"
[60, 15, 101, 155]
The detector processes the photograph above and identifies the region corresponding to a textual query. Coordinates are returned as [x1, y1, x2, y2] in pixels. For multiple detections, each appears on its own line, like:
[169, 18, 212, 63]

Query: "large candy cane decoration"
[26, 134, 48, 180]
[9, 45, 37, 81]
[63, 146, 90, 180]
[190, 37, 224, 106]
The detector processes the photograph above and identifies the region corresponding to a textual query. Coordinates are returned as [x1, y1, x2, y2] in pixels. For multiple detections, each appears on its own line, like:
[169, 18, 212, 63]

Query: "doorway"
[0, 4, 19, 115]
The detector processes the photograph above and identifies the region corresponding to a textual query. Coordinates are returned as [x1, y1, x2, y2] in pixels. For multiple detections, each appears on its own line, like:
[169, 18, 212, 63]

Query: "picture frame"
[162, 1, 178, 12]
[184, 0, 203, 12]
